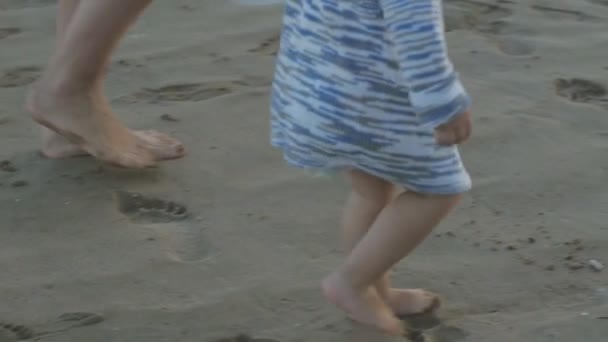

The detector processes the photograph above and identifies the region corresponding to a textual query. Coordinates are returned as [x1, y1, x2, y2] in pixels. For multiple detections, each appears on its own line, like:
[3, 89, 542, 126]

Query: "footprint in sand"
[400, 313, 466, 342]
[214, 334, 279, 342]
[0, 160, 17, 172]
[117, 82, 239, 104]
[0, 322, 34, 341]
[554, 78, 608, 106]
[34, 312, 104, 340]
[151, 221, 210, 263]
[396, 306, 470, 342]
[0, 313, 103, 341]
[424, 325, 470, 342]
[403, 325, 469, 342]
[0, 67, 40, 88]
[55, 312, 105, 328]
[444, 0, 535, 56]
[530, 4, 596, 21]
[0, 28, 21, 40]
[114, 190, 189, 223]
[248, 35, 280, 56]
[114, 191, 208, 262]
[495, 38, 535, 57]
[401, 311, 442, 331]
[443, 0, 513, 34]
[117, 76, 271, 104]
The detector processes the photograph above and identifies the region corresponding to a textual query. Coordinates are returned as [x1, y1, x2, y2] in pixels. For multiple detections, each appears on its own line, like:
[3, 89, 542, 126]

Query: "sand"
[1, 0, 607, 341]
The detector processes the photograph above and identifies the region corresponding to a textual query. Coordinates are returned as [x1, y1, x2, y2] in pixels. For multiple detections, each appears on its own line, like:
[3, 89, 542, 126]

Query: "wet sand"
[1, 0, 607, 341]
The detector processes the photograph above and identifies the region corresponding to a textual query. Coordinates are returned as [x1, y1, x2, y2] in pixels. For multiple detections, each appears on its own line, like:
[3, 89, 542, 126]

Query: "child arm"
[381, 0, 471, 127]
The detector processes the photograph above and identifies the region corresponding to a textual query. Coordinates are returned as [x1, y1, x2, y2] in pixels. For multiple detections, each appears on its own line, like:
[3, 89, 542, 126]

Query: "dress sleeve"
[380, 0, 471, 128]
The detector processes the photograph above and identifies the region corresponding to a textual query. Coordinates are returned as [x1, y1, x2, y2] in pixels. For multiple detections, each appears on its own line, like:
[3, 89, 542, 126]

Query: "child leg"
[342, 171, 443, 316]
[323, 170, 461, 335]
[341, 170, 395, 252]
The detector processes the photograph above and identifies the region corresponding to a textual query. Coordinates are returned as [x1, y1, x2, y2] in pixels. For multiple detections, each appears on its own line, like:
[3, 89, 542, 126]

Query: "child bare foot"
[386, 289, 441, 317]
[322, 273, 404, 336]
[28, 82, 185, 168]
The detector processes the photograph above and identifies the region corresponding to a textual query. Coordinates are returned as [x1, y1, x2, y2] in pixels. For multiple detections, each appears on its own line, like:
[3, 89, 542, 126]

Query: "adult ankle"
[39, 67, 97, 98]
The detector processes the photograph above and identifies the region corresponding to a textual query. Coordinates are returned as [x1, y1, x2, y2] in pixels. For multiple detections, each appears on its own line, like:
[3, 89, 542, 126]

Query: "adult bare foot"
[386, 289, 441, 317]
[28, 82, 185, 168]
[322, 273, 405, 336]
[41, 126, 88, 159]
[132, 130, 185, 161]
[41, 128, 185, 161]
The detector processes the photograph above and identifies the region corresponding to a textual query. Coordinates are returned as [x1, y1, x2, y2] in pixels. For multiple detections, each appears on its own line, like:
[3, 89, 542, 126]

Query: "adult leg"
[29, 0, 185, 167]
[40, 0, 86, 159]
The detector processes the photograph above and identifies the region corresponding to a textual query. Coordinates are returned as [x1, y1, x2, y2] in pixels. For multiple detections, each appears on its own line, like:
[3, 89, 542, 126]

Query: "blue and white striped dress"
[270, 0, 472, 194]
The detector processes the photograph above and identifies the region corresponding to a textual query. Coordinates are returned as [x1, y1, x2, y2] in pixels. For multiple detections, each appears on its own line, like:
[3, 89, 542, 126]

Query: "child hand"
[434, 110, 472, 145]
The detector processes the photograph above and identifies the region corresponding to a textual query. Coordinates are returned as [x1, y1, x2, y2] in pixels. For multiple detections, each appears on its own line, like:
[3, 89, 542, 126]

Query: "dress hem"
[271, 141, 472, 195]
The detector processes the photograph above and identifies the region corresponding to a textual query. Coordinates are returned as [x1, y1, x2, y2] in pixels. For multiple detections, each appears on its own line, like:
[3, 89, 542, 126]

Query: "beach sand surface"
[1, 0, 607, 341]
